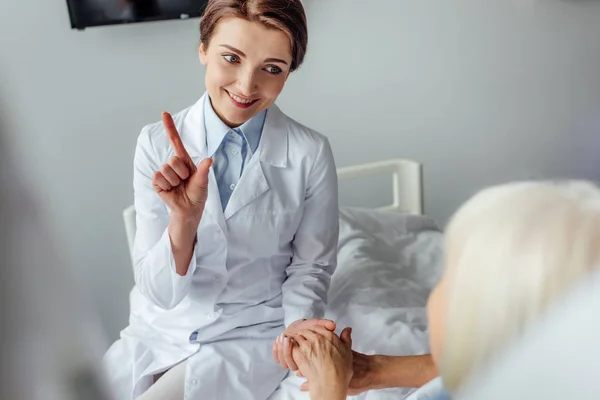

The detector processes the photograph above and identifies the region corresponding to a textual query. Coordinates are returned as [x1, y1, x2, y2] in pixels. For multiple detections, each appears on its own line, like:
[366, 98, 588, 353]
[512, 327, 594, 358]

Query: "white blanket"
[270, 207, 444, 400]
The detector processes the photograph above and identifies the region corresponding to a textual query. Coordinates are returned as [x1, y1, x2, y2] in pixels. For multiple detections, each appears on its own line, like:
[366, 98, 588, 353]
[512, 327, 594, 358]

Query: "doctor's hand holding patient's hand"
[273, 319, 337, 371]
[153, 112, 212, 276]
[287, 326, 353, 400]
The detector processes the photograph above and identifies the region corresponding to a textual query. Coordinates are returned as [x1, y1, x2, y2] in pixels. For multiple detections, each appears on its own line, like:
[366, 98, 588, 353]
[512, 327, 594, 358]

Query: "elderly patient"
[285, 180, 600, 399]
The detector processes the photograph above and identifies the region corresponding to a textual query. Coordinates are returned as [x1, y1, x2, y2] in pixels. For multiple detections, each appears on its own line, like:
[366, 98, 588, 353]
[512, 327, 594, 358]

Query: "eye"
[265, 65, 283, 75]
[223, 54, 240, 64]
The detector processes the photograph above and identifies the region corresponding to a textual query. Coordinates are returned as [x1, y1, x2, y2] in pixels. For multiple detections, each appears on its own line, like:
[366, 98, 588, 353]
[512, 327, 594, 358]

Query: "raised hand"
[153, 112, 213, 276]
[152, 112, 212, 220]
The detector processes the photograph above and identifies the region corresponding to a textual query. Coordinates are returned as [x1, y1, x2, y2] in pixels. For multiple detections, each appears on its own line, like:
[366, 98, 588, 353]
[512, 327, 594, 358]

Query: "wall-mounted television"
[66, 0, 208, 30]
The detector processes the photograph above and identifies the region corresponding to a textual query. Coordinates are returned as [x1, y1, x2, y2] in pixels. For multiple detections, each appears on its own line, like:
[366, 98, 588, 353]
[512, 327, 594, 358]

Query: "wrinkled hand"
[287, 326, 353, 396]
[297, 329, 379, 396]
[346, 350, 379, 395]
[272, 319, 336, 370]
[152, 112, 212, 220]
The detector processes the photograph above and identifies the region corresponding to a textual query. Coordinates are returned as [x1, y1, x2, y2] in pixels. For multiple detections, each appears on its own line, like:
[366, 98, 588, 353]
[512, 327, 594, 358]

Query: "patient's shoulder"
[405, 377, 451, 400]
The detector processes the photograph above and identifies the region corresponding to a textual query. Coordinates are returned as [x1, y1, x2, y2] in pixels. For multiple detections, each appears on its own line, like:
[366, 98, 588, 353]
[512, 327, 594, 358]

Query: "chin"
[224, 108, 253, 125]
[226, 103, 267, 123]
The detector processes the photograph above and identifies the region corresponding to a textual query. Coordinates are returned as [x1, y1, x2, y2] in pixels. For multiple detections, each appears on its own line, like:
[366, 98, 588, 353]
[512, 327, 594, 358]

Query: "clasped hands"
[272, 319, 376, 397]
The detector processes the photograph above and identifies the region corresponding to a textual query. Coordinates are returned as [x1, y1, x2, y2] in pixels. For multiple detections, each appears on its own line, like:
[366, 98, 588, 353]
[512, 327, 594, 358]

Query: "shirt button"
[191, 379, 199, 385]
[231, 148, 239, 155]
[229, 183, 236, 191]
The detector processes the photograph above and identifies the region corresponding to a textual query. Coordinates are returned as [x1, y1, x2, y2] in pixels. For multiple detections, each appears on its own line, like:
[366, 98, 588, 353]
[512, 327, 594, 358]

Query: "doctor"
[103, 0, 339, 399]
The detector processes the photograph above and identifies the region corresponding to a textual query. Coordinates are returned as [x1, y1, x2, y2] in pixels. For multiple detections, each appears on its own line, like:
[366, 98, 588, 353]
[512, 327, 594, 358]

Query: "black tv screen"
[66, 0, 208, 30]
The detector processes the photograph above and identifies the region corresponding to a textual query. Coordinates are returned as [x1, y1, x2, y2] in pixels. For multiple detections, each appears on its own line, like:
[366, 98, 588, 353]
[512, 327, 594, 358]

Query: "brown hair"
[199, 0, 308, 71]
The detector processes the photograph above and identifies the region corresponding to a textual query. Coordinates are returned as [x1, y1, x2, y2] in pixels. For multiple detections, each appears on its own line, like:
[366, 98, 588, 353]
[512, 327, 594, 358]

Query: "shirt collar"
[204, 95, 266, 157]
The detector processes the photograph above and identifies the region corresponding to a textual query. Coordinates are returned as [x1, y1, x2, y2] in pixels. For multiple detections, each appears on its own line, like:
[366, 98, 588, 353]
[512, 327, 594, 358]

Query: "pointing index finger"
[162, 112, 192, 163]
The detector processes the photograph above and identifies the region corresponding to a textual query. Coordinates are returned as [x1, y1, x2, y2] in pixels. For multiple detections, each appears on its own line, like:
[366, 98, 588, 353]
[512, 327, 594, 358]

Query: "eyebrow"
[219, 44, 289, 66]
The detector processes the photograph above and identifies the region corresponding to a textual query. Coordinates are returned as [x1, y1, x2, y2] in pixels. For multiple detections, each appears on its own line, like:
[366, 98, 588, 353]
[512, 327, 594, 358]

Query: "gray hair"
[441, 181, 600, 391]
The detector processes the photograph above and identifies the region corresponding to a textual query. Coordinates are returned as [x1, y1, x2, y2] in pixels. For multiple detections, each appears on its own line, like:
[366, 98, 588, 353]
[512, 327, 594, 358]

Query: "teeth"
[229, 93, 254, 104]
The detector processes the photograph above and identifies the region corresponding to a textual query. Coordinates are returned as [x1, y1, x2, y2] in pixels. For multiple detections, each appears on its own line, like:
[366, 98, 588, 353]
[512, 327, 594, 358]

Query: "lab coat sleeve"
[131, 127, 198, 310]
[281, 138, 339, 327]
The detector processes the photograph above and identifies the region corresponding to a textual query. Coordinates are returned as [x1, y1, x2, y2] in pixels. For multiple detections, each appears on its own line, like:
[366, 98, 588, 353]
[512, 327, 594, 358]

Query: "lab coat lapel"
[205, 168, 227, 233]
[182, 94, 227, 234]
[224, 158, 269, 220]
[224, 104, 288, 220]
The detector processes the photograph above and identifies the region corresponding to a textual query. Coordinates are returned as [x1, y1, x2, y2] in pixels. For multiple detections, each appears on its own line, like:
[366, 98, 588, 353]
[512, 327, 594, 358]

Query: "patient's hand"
[293, 328, 376, 396]
[273, 319, 336, 370]
[287, 326, 353, 400]
[345, 350, 380, 395]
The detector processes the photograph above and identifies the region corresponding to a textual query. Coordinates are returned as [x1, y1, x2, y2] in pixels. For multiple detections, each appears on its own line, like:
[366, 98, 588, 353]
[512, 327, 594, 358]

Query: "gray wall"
[1, 0, 599, 343]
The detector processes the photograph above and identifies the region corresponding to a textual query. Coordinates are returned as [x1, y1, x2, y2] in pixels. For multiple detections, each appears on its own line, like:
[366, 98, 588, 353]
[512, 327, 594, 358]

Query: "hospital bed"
[122, 159, 444, 400]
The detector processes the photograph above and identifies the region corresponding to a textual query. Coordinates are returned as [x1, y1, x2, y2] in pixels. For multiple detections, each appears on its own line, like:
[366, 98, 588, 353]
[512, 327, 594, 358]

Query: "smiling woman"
[199, 17, 293, 126]
[198, 0, 307, 126]
[102, 1, 341, 400]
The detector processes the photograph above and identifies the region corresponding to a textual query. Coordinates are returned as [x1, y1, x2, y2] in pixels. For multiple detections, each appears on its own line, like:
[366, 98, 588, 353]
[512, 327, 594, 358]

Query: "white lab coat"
[104, 94, 339, 400]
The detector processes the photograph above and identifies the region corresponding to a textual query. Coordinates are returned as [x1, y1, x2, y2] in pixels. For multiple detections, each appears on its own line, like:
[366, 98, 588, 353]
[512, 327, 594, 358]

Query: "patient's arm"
[296, 328, 437, 396]
[348, 353, 437, 395]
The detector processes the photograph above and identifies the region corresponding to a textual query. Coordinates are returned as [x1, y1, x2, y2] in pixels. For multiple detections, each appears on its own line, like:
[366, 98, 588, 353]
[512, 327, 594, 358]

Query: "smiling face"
[199, 17, 293, 127]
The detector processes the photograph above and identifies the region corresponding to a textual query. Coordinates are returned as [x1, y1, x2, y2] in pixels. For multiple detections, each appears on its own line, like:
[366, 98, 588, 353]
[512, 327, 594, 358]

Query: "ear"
[199, 42, 208, 66]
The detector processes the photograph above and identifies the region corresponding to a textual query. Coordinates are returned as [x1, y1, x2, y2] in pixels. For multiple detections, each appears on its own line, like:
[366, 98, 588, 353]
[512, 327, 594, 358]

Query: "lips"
[225, 90, 259, 109]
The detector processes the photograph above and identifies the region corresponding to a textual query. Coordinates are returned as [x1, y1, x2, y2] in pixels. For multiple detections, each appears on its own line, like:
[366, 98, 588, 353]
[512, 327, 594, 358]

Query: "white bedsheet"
[270, 207, 444, 400]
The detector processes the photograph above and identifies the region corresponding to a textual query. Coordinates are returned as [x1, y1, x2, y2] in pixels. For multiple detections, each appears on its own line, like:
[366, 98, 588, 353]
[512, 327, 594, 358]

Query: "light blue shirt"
[203, 95, 266, 211]
[407, 377, 452, 400]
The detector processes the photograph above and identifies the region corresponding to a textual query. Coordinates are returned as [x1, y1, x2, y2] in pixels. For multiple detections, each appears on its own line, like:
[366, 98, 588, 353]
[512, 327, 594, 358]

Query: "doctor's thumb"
[197, 158, 213, 172]
[188, 158, 211, 201]
[340, 327, 352, 347]
[191, 158, 212, 184]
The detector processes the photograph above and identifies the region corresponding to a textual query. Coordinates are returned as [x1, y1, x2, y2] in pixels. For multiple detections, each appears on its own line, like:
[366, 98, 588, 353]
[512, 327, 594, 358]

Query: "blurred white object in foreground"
[457, 268, 600, 400]
[0, 116, 111, 399]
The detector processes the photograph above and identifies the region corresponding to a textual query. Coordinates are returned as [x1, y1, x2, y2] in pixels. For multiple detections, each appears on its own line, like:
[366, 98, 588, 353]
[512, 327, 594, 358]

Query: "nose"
[237, 67, 258, 96]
